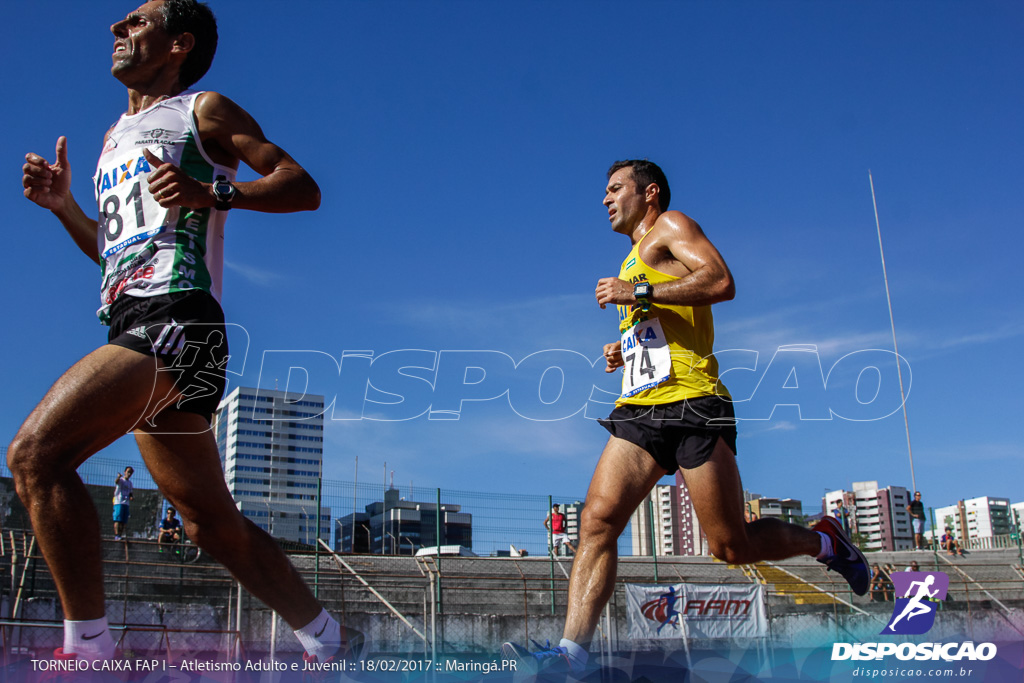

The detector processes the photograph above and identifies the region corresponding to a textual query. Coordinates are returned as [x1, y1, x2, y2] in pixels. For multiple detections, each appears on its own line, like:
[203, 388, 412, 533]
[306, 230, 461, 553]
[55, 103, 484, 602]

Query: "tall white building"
[1011, 502, 1024, 531]
[561, 500, 584, 555]
[936, 496, 1012, 542]
[934, 503, 964, 539]
[964, 496, 1012, 538]
[823, 481, 913, 551]
[214, 387, 331, 545]
[630, 484, 680, 556]
[676, 472, 706, 556]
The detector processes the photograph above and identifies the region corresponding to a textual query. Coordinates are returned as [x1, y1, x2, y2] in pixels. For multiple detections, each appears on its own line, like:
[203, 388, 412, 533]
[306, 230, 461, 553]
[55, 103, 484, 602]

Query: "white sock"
[559, 638, 588, 672]
[65, 618, 115, 660]
[816, 531, 834, 561]
[294, 609, 341, 661]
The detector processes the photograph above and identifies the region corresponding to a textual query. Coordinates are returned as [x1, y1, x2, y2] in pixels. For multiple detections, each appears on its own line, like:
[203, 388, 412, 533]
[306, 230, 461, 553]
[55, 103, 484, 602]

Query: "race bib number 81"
[97, 149, 169, 258]
[620, 318, 672, 398]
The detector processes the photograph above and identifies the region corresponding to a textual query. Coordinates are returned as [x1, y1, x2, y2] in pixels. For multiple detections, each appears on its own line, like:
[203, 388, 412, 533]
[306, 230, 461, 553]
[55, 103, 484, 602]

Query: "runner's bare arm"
[23, 137, 101, 265]
[595, 212, 734, 309]
[145, 91, 320, 213]
[654, 212, 734, 305]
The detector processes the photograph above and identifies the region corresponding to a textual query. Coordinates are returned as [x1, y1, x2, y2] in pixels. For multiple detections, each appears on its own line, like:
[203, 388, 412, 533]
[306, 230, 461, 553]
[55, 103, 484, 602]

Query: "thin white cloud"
[923, 322, 1024, 352]
[225, 259, 285, 286]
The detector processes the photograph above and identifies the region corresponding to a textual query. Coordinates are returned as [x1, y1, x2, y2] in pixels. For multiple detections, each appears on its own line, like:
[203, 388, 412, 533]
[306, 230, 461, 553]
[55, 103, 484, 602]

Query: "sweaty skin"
[559, 165, 821, 649]
[12, 0, 324, 631]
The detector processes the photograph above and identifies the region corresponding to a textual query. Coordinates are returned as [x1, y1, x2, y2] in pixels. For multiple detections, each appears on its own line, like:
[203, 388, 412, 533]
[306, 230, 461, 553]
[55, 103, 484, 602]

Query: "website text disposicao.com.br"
[834, 642, 996, 679]
[849, 666, 977, 678]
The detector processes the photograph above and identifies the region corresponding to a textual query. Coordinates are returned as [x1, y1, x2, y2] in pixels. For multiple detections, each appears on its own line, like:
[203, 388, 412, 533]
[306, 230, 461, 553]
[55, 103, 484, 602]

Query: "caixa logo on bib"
[884, 571, 948, 635]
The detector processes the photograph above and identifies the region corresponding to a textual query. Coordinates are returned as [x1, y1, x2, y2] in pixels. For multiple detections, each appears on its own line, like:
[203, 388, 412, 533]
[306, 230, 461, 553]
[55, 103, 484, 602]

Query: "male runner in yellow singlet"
[13, 0, 360, 666]
[503, 159, 869, 674]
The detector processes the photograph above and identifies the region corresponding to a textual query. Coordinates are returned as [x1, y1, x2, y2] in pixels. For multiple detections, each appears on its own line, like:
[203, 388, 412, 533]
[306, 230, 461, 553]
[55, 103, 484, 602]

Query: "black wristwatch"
[633, 281, 653, 312]
[212, 175, 236, 211]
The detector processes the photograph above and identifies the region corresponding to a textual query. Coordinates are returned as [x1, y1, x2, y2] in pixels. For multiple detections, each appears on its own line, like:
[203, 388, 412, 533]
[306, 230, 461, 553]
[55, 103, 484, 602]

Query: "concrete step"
[754, 562, 837, 605]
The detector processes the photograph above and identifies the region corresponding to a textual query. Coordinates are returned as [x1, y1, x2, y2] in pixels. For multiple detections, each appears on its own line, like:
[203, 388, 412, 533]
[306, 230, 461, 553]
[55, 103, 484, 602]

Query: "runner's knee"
[182, 518, 219, 548]
[580, 499, 630, 541]
[708, 538, 752, 565]
[180, 507, 247, 549]
[6, 432, 69, 495]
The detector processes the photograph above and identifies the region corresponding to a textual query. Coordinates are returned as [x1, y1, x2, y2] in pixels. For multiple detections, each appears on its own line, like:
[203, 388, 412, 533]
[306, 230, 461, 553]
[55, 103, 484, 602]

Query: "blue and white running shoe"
[501, 639, 575, 675]
[814, 516, 870, 596]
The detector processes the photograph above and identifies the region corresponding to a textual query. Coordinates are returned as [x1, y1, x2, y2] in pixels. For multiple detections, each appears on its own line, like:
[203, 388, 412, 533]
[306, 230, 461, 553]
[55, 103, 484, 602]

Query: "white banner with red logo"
[625, 583, 767, 640]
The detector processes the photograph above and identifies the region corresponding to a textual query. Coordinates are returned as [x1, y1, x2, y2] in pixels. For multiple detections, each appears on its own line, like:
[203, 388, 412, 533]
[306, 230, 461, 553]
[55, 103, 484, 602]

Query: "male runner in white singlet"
[13, 0, 360, 667]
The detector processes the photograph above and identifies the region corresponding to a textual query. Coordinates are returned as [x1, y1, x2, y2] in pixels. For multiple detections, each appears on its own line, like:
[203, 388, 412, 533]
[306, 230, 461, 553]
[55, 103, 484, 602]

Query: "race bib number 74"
[620, 318, 672, 398]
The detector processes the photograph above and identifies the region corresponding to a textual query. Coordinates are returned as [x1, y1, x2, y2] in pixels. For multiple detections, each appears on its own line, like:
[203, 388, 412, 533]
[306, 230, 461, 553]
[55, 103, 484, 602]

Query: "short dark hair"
[159, 0, 218, 88]
[607, 159, 671, 211]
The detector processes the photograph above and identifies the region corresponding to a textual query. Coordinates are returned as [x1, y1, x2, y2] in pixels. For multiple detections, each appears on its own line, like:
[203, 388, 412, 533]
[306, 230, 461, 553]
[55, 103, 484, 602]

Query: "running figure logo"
[883, 571, 949, 635]
[640, 586, 681, 634]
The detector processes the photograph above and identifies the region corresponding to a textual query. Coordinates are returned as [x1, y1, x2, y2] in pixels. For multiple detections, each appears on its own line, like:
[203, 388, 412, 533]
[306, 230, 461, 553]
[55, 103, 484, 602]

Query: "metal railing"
[3, 527, 1022, 661]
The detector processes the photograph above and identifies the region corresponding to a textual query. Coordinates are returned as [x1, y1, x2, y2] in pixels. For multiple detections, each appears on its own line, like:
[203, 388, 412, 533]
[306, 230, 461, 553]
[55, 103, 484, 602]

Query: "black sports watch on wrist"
[212, 175, 236, 211]
[633, 281, 653, 312]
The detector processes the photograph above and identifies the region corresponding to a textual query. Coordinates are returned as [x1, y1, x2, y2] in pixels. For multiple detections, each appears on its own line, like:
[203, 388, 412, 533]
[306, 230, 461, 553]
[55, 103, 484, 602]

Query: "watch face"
[214, 180, 233, 197]
[634, 282, 652, 297]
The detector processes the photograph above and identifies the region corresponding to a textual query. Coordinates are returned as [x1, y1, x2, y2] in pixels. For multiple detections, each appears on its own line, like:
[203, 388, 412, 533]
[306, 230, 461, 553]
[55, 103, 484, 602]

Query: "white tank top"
[93, 90, 235, 324]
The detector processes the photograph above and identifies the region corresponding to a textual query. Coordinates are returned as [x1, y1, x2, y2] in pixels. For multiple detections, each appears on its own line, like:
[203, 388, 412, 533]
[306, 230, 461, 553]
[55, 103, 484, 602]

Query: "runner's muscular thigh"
[12, 344, 181, 469]
[134, 411, 241, 524]
[584, 437, 666, 529]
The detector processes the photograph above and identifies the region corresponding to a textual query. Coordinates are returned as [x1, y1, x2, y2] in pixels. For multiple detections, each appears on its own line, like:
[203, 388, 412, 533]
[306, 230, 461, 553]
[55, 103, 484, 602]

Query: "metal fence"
[3, 454, 1024, 665]
[3, 525, 1023, 663]
[0, 455, 618, 559]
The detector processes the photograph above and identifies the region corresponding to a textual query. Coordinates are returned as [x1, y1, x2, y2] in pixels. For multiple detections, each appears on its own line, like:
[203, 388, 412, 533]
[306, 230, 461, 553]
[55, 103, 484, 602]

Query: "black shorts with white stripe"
[108, 290, 228, 422]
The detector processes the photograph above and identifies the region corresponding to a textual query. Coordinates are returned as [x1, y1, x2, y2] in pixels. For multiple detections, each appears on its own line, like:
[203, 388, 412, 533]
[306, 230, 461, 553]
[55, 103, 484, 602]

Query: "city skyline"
[3, 446, 1016, 559]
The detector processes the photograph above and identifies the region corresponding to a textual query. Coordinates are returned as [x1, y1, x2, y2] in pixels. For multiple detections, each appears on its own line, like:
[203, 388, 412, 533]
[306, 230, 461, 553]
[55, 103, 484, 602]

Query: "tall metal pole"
[436, 488, 443, 617]
[648, 498, 659, 582]
[270, 612, 278, 661]
[1015, 509, 1023, 572]
[869, 171, 917, 493]
[235, 582, 243, 662]
[351, 456, 358, 552]
[549, 495, 556, 615]
[314, 477, 322, 598]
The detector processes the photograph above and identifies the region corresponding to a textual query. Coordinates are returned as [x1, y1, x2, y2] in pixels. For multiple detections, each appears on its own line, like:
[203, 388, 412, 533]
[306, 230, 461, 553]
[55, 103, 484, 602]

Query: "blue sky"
[2, 1, 1021, 521]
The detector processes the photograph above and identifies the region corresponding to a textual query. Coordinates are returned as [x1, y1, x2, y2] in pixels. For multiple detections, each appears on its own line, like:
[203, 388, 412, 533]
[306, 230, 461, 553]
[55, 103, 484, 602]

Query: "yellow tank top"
[615, 233, 729, 405]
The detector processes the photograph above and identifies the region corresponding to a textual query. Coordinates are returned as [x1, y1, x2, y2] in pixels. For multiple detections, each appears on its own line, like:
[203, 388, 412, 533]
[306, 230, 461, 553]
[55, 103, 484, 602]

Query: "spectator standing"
[112, 467, 134, 540]
[906, 491, 926, 550]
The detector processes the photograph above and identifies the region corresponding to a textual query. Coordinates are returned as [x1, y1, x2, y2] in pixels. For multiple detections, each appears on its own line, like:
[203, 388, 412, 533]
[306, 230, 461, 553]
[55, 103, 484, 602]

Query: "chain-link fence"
[0, 455, 616, 559]
[3, 525, 1022, 662]
[3, 455, 1024, 663]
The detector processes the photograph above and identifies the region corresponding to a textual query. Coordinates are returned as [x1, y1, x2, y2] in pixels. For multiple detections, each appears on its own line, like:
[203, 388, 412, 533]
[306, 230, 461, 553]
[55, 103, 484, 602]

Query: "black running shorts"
[107, 290, 229, 422]
[598, 395, 738, 473]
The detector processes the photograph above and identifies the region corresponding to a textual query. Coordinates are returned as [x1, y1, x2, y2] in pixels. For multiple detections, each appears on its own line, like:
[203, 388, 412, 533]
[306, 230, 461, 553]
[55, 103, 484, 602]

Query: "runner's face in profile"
[604, 167, 646, 235]
[110, 1, 175, 81]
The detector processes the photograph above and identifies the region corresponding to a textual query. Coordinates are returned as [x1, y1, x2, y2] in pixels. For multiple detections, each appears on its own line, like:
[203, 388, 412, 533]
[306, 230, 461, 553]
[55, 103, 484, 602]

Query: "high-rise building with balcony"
[746, 496, 803, 525]
[823, 481, 913, 551]
[935, 496, 1012, 543]
[630, 484, 682, 556]
[213, 387, 331, 545]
